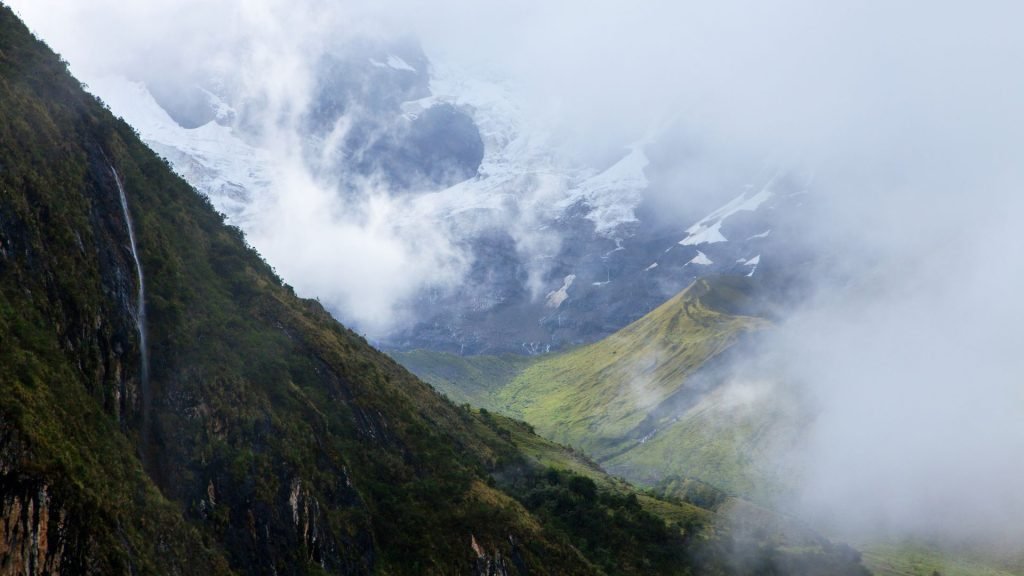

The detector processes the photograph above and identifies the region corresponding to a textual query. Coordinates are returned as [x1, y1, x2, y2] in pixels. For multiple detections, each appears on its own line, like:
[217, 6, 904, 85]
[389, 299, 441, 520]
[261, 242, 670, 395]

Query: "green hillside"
[497, 277, 766, 452]
[393, 351, 537, 407]
[861, 543, 1024, 576]
[395, 276, 791, 499]
[599, 370, 804, 503]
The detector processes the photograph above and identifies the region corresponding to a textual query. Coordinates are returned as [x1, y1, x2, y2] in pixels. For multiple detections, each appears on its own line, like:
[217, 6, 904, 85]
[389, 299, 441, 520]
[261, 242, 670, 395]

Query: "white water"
[111, 168, 150, 430]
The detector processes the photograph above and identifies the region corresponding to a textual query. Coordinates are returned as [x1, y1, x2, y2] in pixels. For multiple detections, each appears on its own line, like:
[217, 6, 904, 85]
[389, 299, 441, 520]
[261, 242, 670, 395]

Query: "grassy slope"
[601, 374, 804, 502]
[391, 350, 537, 407]
[396, 276, 785, 498]
[479, 411, 713, 527]
[862, 544, 1024, 576]
[496, 278, 767, 455]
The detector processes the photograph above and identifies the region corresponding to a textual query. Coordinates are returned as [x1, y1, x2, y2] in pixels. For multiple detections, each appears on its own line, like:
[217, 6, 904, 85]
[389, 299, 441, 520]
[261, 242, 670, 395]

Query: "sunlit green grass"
[862, 543, 1024, 576]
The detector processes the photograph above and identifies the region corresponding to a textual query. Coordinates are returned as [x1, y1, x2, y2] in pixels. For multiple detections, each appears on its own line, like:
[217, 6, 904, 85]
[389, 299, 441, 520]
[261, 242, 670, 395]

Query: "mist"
[10, 0, 1024, 549]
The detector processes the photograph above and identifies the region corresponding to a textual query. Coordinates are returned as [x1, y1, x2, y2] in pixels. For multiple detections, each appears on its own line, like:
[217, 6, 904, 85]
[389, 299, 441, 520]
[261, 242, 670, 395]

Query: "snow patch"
[678, 182, 775, 246]
[687, 251, 713, 266]
[406, 63, 653, 244]
[645, 262, 659, 271]
[546, 274, 576, 308]
[369, 55, 417, 72]
[744, 254, 761, 276]
[568, 144, 649, 235]
[747, 229, 772, 240]
[679, 220, 727, 246]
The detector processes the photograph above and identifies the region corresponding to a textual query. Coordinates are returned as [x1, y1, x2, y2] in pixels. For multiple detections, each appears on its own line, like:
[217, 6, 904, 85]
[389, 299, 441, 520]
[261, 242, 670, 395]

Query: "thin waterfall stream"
[112, 167, 150, 451]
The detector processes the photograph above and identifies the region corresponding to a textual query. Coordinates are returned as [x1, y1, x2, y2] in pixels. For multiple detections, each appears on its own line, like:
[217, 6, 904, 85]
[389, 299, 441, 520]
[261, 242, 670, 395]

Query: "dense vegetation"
[513, 467, 690, 574]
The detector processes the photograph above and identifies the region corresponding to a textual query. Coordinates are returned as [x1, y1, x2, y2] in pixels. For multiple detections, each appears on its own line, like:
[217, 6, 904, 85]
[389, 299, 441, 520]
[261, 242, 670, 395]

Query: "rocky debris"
[469, 534, 513, 576]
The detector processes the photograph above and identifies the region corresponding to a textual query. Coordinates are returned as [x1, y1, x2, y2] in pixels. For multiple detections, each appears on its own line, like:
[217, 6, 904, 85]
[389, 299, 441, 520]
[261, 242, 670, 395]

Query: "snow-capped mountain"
[90, 76, 271, 225]
[87, 40, 797, 354]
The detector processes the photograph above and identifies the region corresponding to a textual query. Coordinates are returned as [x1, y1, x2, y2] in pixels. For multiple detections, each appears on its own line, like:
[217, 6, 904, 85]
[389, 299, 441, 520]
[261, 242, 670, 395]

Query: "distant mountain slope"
[395, 276, 799, 501]
[0, 7, 824, 575]
[495, 277, 768, 454]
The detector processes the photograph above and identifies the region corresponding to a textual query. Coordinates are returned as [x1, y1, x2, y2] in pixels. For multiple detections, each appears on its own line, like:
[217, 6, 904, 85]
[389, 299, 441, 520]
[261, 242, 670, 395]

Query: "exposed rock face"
[302, 41, 484, 193]
[0, 483, 63, 576]
[0, 428, 106, 576]
[470, 533, 533, 576]
[0, 430, 66, 576]
[386, 182, 807, 355]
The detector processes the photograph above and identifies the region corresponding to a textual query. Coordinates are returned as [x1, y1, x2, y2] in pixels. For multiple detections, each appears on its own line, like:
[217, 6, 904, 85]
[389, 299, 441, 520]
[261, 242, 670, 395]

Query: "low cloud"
[246, 157, 471, 336]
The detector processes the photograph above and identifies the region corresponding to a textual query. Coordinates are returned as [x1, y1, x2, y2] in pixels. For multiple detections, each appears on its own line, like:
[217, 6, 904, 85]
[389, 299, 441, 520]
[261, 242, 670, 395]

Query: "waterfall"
[111, 168, 150, 439]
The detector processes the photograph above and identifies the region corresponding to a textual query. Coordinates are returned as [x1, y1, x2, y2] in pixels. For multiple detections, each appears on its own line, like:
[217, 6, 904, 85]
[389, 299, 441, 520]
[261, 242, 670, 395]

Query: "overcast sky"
[10, 0, 1024, 547]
